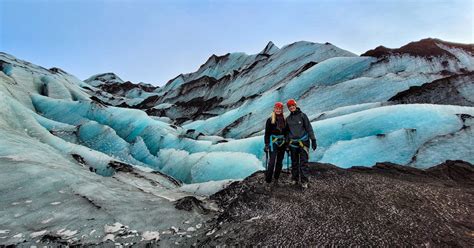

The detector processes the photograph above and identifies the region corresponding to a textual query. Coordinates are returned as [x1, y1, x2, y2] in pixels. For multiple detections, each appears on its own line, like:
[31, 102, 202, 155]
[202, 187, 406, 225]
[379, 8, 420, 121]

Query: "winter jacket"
[285, 107, 316, 142]
[264, 115, 287, 146]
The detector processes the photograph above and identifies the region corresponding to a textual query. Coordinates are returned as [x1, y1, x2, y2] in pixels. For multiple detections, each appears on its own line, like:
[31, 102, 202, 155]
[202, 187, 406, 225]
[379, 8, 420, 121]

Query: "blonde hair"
[271, 111, 285, 124]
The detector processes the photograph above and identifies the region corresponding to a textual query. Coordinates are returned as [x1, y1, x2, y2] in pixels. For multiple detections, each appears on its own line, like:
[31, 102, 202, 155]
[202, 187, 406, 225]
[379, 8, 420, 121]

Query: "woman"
[264, 102, 287, 185]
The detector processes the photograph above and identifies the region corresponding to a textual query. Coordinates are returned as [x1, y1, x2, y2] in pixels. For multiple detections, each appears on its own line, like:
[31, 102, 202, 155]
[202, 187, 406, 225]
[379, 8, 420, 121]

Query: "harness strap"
[289, 134, 309, 148]
[269, 134, 285, 152]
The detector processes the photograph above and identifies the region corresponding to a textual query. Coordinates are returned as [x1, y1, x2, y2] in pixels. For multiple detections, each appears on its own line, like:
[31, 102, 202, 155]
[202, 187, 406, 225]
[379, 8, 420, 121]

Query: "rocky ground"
[195, 160, 474, 247]
[3, 160, 472, 247]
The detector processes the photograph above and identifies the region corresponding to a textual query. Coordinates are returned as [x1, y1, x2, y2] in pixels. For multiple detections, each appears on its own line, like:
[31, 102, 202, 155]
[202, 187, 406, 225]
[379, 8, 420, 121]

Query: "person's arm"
[303, 113, 315, 141]
[264, 118, 271, 146]
[284, 118, 290, 149]
[303, 113, 317, 150]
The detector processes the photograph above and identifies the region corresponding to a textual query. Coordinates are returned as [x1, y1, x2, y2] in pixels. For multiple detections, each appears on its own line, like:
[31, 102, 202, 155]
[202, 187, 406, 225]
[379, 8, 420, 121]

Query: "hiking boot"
[273, 179, 279, 187]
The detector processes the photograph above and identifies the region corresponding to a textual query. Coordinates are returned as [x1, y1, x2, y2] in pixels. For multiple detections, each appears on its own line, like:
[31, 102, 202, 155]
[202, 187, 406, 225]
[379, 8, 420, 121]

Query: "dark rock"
[150, 170, 182, 186]
[40, 234, 70, 245]
[81, 85, 94, 91]
[174, 196, 209, 214]
[389, 73, 474, 106]
[99, 81, 157, 96]
[136, 95, 162, 109]
[426, 160, 474, 186]
[172, 96, 224, 125]
[458, 113, 473, 123]
[75, 193, 102, 209]
[116, 102, 132, 108]
[107, 160, 182, 186]
[220, 112, 252, 137]
[199, 161, 474, 246]
[362, 38, 474, 58]
[293, 61, 318, 78]
[108, 160, 134, 173]
[89, 96, 109, 106]
[49, 67, 67, 74]
[71, 154, 87, 165]
[179, 76, 220, 95]
[40, 83, 48, 97]
[145, 108, 166, 117]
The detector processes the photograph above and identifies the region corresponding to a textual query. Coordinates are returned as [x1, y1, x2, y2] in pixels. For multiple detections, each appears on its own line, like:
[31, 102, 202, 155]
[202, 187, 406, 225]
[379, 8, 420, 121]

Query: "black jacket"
[285, 107, 316, 142]
[264, 116, 287, 145]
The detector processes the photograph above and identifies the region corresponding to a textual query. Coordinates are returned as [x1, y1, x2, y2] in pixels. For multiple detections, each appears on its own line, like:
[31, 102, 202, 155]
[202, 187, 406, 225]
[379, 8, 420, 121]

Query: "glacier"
[1, 38, 473, 245]
[123, 39, 474, 139]
[1, 39, 473, 184]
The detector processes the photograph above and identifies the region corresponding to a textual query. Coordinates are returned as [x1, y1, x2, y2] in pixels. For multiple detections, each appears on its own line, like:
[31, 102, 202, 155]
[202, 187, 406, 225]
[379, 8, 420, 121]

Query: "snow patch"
[103, 233, 115, 242]
[57, 229, 78, 237]
[141, 231, 160, 241]
[0, 155, 27, 162]
[41, 218, 53, 224]
[30, 230, 48, 238]
[245, 216, 262, 222]
[105, 223, 127, 233]
[13, 233, 23, 238]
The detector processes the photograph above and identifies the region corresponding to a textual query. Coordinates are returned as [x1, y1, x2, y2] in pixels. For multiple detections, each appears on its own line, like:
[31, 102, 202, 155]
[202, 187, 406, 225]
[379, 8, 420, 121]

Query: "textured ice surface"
[30, 94, 263, 182]
[0, 54, 215, 245]
[1, 41, 474, 245]
[179, 180, 237, 196]
[169, 41, 473, 139]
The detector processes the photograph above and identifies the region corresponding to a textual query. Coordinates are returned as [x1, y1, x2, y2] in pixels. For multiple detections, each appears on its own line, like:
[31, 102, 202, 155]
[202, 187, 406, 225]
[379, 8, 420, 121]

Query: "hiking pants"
[289, 143, 309, 183]
[265, 147, 286, 183]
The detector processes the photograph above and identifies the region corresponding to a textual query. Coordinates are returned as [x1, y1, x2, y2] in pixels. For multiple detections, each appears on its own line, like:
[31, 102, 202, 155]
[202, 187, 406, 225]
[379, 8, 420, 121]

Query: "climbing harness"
[269, 134, 285, 152]
[288, 134, 308, 148]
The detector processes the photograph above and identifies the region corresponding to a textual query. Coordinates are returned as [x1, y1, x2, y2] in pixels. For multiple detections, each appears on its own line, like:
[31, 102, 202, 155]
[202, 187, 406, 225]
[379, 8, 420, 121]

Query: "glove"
[311, 139, 317, 151]
[264, 144, 269, 152]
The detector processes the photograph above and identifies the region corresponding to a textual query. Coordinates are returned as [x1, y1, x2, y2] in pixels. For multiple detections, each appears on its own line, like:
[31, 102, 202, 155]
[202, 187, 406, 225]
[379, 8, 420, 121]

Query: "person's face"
[274, 106, 283, 114]
[288, 105, 297, 112]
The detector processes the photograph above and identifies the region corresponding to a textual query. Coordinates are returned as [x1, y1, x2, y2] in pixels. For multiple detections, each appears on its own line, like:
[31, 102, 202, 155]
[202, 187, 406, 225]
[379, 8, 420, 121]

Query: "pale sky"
[1, 0, 472, 86]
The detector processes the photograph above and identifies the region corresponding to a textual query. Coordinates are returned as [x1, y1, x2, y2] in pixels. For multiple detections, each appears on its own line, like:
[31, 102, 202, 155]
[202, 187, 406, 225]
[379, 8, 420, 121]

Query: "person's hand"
[264, 144, 269, 152]
[311, 140, 317, 151]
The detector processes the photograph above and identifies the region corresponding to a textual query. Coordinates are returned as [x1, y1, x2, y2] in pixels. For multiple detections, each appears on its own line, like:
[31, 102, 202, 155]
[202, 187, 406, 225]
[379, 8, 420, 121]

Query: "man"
[285, 99, 317, 188]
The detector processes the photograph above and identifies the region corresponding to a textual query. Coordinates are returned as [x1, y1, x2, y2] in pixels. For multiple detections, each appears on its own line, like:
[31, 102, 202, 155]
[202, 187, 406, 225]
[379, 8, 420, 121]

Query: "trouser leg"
[265, 150, 278, 183]
[290, 147, 300, 181]
[273, 148, 285, 180]
[300, 146, 309, 183]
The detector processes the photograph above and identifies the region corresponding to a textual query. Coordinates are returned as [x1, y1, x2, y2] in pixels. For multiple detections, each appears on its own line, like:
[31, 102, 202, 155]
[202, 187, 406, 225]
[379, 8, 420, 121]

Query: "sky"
[0, 0, 472, 86]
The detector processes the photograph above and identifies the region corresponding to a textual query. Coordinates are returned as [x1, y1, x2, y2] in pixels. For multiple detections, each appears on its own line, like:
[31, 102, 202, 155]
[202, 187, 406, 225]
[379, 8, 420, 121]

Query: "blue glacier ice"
[31, 94, 263, 183]
[1, 40, 474, 245]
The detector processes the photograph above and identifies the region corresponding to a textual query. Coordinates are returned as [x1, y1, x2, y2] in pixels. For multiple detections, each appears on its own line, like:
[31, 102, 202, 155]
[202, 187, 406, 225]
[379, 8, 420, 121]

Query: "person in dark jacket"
[264, 102, 287, 185]
[285, 99, 317, 188]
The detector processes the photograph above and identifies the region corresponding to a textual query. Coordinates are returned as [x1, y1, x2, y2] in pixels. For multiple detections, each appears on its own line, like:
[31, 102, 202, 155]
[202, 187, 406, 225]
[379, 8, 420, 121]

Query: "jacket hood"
[290, 107, 302, 115]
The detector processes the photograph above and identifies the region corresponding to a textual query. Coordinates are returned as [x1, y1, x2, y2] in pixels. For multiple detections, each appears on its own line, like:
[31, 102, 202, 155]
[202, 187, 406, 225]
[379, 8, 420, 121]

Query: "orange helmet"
[286, 99, 297, 107]
[274, 102, 284, 109]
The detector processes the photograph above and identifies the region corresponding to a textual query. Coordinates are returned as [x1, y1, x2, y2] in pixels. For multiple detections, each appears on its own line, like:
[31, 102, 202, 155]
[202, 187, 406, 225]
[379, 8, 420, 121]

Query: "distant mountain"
[103, 38, 473, 139]
[361, 38, 473, 59]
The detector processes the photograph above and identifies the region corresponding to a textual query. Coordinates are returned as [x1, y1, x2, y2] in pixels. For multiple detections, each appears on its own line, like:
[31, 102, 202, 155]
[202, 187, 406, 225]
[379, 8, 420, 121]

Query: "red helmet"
[274, 102, 284, 109]
[286, 99, 297, 107]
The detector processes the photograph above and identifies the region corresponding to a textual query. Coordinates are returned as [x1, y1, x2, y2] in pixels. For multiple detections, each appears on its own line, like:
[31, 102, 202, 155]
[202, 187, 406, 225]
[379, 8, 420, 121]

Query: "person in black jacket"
[264, 102, 287, 185]
[285, 99, 317, 188]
